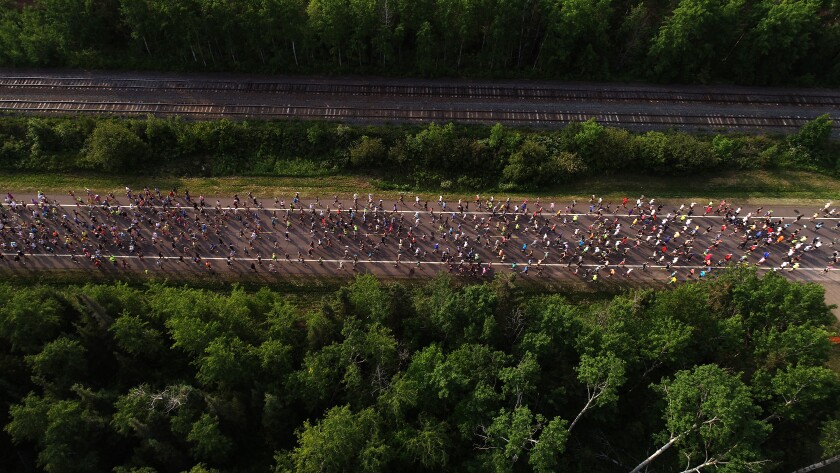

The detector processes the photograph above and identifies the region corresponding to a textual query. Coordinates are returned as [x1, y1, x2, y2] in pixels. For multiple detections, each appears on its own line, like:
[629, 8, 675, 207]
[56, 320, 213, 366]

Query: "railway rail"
[2, 76, 840, 106]
[0, 99, 817, 128]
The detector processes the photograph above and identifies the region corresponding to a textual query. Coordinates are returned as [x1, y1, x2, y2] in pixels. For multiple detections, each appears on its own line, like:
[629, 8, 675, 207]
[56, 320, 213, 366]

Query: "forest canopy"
[0, 0, 838, 85]
[1, 268, 839, 472]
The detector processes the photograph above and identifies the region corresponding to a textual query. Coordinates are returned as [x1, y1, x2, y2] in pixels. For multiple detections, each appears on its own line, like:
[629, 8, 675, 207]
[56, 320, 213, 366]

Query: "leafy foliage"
[0, 115, 836, 192]
[0, 0, 839, 85]
[81, 121, 150, 172]
[0, 269, 838, 472]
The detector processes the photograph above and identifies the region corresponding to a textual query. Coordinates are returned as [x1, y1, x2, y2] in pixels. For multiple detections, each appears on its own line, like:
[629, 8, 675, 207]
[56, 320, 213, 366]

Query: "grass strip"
[3, 169, 840, 204]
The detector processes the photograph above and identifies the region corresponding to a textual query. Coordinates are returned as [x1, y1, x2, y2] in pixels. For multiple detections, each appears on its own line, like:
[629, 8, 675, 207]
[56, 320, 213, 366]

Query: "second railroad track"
[2, 76, 840, 107]
[0, 99, 819, 128]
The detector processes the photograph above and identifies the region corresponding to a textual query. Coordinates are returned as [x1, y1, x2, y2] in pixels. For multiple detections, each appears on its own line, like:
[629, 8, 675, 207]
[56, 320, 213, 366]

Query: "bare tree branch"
[790, 454, 840, 473]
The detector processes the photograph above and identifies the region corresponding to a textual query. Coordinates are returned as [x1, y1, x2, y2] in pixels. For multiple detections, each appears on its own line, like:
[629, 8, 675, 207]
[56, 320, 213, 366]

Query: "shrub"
[81, 121, 149, 172]
[350, 136, 387, 168]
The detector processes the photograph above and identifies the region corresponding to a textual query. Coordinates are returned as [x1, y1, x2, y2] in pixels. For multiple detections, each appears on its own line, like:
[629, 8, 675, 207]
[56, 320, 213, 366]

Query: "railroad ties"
[1, 76, 838, 131]
[1, 76, 840, 106]
[0, 99, 817, 129]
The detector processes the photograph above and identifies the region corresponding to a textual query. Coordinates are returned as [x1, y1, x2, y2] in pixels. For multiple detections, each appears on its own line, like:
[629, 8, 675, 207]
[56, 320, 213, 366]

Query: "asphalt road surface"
[4, 188, 840, 288]
[7, 188, 840, 320]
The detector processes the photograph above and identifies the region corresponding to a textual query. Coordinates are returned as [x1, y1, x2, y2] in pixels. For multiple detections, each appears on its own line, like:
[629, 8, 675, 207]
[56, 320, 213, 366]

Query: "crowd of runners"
[1, 186, 840, 283]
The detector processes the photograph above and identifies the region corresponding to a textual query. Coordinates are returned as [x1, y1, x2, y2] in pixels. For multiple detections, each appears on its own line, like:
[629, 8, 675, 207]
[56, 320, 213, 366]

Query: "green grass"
[3, 168, 840, 203]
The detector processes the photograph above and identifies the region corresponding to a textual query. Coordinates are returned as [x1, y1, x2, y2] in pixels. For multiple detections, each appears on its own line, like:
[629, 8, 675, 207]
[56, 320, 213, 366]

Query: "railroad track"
[2, 76, 839, 106]
[0, 99, 817, 128]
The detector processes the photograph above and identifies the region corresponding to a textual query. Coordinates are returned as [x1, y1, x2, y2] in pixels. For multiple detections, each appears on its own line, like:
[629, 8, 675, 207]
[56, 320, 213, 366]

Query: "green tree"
[0, 6, 25, 65]
[26, 337, 88, 394]
[82, 120, 149, 172]
[6, 395, 101, 473]
[476, 406, 569, 472]
[739, 0, 821, 84]
[280, 405, 385, 472]
[501, 137, 549, 188]
[307, 0, 354, 68]
[187, 413, 233, 464]
[648, 0, 746, 82]
[349, 135, 387, 168]
[788, 114, 834, 167]
[500, 352, 540, 407]
[404, 122, 459, 171]
[528, 416, 570, 473]
[536, 0, 613, 76]
[568, 352, 625, 431]
[195, 337, 258, 389]
[630, 364, 769, 472]
[110, 311, 165, 357]
[753, 324, 832, 371]
[729, 269, 834, 333]
[0, 286, 63, 354]
[396, 416, 450, 468]
[759, 365, 840, 423]
[429, 343, 508, 436]
[343, 274, 390, 321]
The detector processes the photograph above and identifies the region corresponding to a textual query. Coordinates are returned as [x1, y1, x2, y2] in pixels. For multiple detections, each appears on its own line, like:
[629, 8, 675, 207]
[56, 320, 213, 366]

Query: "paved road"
[4, 188, 840, 288]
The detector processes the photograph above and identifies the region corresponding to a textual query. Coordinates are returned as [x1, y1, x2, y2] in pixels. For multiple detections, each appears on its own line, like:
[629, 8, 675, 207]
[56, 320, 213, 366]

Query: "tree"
[630, 364, 769, 472]
[5, 392, 51, 446]
[790, 419, 840, 473]
[376, 344, 444, 419]
[195, 337, 258, 389]
[500, 352, 540, 408]
[412, 274, 500, 345]
[758, 365, 840, 423]
[569, 352, 625, 431]
[280, 405, 385, 473]
[404, 123, 459, 171]
[343, 274, 389, 321]
[187, 413, 233, 464]
[0, 6, 25, 65]
[181, 464, 220, 473]
[647, 0, 746, 82]
[396, 416, 450, 468]
[6, 395, 101, 473]
[143, 115, 181, 164]
[475, 406, 568, 472]
[518, 294, 581, 360]
[25, 337, 88, 394]
[291, 319, 398, 409]
[635, 313, 694, 380]
[1, 271, 838, 472]
[110, 311, 165, 357]
[729, 269, 834, 333]
[82, 120, 149, 172]
[111, 383, 195, 447]
[501, 137, 549, 189]
[788, 114, 833, 167]
[753, 324, 833, 371]
[535, 0, 613, 76]
[307, 0, 354, 68]
[0, 286, 63, 354]
[349, 136, 387, 168]
[738, 0, 821, 84]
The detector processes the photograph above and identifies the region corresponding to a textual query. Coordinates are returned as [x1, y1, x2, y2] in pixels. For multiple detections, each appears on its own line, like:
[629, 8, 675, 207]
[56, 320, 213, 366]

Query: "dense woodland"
[0, 269, 839, 472]
[0, 0, 839, 85]
[0, 114, 834, 191]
